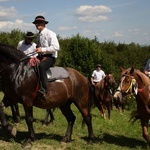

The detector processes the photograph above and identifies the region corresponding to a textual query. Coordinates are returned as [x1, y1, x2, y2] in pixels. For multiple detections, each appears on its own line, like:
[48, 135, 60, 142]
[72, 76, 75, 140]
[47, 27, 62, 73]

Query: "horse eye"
[126, 80, 130, 84]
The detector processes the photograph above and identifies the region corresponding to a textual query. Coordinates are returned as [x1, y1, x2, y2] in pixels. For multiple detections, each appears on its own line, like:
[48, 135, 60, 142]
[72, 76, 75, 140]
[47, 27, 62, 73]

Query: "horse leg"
[101, 108, 106, 119]
[11, 104, 21, 123]
[59, 103, 75, 143]
[0, 102, 16, 137]
[107, 102, 111, 120]
[141, 119, 150, 146]
[49, 109, 54, 123]
[99, 102, 106, 119]
[42, 109, 54, 126]
[22, 105, 35, 148]
[78, 106, 94, 144]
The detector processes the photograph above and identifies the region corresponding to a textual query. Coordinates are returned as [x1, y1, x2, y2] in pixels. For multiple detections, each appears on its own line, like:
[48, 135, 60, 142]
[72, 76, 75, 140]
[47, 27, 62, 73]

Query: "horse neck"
[134, 72, 149, 88]
[96, 78, 107, 91]
[1, 62, 37, 90]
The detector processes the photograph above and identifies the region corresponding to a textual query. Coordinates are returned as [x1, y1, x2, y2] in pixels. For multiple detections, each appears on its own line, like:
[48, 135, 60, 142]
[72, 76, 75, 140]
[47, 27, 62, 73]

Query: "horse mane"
[0, 44, 26, 63]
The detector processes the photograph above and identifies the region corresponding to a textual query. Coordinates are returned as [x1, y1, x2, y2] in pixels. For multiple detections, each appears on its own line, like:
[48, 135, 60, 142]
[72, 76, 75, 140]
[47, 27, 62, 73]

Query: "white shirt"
[91, 69, 106, 82]
[17, 40, 37, 57]
[37, 27, 60, 58]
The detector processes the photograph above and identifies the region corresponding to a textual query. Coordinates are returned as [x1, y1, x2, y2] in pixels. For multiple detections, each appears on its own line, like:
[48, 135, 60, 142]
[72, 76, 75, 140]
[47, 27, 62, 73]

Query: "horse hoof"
[11, 127, 17, 137]
[87, 140, 93, 145]
[22, 139, 32, 149]
[61, 136, 71, 143]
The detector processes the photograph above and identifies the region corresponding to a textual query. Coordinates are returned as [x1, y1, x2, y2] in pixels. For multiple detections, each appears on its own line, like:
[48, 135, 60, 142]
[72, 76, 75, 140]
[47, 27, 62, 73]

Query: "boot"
[37, 83, 47, 97]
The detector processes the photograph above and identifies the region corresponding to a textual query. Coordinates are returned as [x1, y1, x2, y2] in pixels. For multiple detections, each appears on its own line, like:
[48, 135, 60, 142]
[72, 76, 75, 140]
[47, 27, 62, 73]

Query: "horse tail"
[82, 80, 94, 128]
[88, 80, 95, 112]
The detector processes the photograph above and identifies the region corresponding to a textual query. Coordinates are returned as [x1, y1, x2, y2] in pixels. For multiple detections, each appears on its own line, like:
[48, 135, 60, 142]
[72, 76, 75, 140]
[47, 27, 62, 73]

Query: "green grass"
[0, 92, 148, 150]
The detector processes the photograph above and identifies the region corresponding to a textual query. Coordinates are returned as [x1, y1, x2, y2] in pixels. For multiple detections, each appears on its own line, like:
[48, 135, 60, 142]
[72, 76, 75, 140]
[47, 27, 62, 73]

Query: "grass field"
[0, 92, 148, 150]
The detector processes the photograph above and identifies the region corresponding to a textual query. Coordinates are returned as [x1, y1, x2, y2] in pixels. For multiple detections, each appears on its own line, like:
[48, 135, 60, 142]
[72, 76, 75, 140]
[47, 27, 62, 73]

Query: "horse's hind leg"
[77, 103, 94, 144]
[59, 103, 76, 143]
[141, 119, 150, 146]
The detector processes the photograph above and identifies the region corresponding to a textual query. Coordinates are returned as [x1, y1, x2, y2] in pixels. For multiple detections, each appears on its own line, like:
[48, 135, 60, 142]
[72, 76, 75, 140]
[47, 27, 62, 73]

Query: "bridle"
[119, 75, 138, 95]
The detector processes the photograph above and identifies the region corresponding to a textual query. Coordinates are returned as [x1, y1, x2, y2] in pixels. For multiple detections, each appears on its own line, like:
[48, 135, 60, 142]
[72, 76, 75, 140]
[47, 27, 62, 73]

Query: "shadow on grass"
[102, 133, 147, 149]
[0, 127, 63, 144]
[81, 132, 148, 149]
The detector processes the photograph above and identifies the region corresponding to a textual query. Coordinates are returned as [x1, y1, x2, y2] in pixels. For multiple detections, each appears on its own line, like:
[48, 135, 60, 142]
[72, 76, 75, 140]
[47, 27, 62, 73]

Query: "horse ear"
[130, 67, 134, 75]
[120, 66, 124, 71]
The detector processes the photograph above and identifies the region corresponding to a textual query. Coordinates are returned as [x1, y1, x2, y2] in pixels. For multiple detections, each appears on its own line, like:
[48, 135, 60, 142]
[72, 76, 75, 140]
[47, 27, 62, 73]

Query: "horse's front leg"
[42, 109, 54, 126]
[141, 119, 150, 146]
[11, 103, 21, 123]
[22, 105, 35, 149]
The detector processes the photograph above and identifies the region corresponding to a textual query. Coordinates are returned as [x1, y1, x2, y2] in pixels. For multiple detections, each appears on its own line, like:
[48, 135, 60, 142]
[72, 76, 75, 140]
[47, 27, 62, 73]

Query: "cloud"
[58, 26, 77, 31]
[79, 15, 108, 22]
[0, 6, 17, 21]
[76, 5, 112, 22]
[0, 19, 34, 32]
[113, 32, 124, 37]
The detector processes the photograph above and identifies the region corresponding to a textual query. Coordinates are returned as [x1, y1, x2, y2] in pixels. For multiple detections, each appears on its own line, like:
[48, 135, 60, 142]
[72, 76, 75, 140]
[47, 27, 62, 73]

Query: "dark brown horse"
[118, 67, 150, 146]
[0, 44, 94, 148]
[94, 74, 117, 119]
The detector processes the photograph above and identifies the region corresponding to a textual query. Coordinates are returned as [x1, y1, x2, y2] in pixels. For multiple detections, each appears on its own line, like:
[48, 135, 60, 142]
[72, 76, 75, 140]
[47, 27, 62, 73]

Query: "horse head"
[104, 74, 117, 89]
[119, 67, 149, 96]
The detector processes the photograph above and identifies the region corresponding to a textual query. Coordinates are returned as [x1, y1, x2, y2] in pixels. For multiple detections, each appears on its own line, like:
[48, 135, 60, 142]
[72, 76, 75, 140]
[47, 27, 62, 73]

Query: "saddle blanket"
[46, 67, 69, 82]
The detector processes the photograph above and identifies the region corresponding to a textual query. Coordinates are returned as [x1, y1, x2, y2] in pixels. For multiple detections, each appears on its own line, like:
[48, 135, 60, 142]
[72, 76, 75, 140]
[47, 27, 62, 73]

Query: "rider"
[91, 64, 106, 86]
[17, 32, 37, 57]
[144, 58, 150, 77]
[32, 15, 60, 97]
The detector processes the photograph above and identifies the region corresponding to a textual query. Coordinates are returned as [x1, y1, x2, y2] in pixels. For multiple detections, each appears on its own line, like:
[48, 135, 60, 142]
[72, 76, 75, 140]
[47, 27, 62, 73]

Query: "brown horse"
[0, 44, 94, 148]
[94, 74, 117, 119]
[118, 67, 150, 146]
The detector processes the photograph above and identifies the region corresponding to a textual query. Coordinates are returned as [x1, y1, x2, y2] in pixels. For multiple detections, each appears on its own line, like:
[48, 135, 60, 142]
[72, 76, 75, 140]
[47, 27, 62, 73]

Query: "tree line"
[0, 29, 150, 82]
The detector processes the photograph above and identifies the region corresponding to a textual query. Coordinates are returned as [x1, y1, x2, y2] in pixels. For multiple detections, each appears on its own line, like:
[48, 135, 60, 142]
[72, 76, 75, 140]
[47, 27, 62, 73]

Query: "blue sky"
[0, 0, 150, 45]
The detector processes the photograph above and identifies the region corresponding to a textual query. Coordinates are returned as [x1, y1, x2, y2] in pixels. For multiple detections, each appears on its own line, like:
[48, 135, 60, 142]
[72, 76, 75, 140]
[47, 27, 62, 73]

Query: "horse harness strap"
[124, 76, 138, 95]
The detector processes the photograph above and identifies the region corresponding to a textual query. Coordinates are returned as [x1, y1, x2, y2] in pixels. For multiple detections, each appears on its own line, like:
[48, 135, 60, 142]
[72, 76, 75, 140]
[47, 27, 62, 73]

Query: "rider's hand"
[36, 47, 42, 53]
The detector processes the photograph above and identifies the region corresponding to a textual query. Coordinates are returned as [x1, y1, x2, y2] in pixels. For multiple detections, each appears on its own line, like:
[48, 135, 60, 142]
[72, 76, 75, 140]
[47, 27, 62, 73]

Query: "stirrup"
[37, 88, 47, 97]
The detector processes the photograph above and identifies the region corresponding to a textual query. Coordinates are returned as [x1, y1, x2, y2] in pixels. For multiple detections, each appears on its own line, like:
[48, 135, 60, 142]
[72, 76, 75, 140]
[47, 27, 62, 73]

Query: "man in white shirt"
[32, 15, 60, 97]
[91, 64, 106, 86]
[17, 32, 37, 58]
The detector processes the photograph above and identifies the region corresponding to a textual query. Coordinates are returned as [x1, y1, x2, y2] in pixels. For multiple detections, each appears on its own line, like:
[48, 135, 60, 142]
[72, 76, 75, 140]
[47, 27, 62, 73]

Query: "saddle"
[46, 67, 69, 82]
[29, 58, 69, 82]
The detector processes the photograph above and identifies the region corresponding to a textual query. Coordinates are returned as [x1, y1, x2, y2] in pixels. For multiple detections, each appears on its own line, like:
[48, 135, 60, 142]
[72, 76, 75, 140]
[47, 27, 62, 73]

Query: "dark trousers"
[39, 56, 56, 92]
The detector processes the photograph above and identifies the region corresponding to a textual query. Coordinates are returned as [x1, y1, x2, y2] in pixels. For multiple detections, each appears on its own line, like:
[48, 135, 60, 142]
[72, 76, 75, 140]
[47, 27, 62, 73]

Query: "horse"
[0, 44, 94, 148]
[94, 74, 117, 119]
[118, 67, 150, 146]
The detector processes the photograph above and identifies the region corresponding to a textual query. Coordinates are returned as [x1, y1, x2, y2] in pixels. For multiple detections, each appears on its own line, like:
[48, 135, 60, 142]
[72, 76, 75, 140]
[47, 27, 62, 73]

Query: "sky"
[0, 0, 150, 45]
